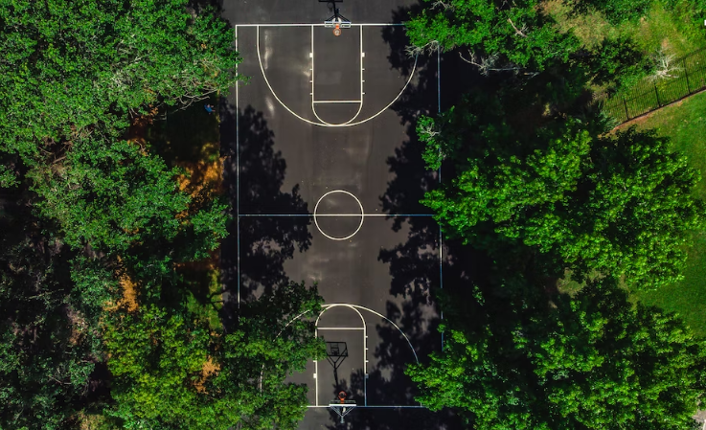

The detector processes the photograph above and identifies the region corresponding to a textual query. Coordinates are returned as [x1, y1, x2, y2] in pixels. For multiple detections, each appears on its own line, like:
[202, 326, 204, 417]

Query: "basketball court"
[221, 1, 457, 428]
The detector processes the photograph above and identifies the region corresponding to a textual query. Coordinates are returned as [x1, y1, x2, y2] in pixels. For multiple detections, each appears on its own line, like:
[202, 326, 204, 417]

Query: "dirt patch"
[126, 106, 160, 148]
[67, 306, 88, 346]
[104, 260, 139, 313]
[194, 356, 220, 393]
[177, 159, 224, 199]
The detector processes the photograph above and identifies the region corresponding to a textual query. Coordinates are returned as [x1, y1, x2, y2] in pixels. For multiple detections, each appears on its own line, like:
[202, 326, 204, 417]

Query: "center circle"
[313, 190, 365, 241]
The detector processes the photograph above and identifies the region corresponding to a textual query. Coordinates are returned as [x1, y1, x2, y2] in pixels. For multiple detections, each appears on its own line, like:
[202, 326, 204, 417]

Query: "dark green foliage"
[405, 0, 581, 72]
[420, 94, 704, 288]
[28, 134, 228, 264]
[0, 1, 243, 426]
[407, 277, 706, 429]
[103, 281, 325, 430]
[581, 35, 652, 93]
[0, 203, 106, 430]
[0, 0, 240, 163]
[30, 136, 188, 253]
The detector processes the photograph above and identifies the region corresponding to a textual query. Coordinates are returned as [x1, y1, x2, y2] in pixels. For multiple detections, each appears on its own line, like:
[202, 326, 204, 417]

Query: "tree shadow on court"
[220, 100, 312, 327]
[378, 5, 491, 300]
[320, 243, 481, 429]
[342, 8, 496, 429]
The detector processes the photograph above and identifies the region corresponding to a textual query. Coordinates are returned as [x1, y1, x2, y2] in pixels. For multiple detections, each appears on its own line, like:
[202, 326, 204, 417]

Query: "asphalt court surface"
[236, 25, 420, 213]
[227, 1, 456, 428]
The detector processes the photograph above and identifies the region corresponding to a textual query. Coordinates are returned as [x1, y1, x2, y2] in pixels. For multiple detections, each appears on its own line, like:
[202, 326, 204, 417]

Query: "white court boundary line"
[254, 25, 418, 127]
[313, 190, 365, 241]
[234, 20, 439, 411]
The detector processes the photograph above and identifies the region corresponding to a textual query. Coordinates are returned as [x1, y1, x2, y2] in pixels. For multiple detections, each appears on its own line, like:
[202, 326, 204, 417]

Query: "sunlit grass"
[542, 0, 614, 50]
[545, 0, 703, 58]
[628, 2, 703, 58]
[622, 90, 706, 337]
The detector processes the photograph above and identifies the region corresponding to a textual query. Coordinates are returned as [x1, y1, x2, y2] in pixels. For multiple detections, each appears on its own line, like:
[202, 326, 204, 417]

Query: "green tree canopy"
[28, 133, 227, 261]
[103, 281, 325, 430]
[0, 1, 242, 426]
[407, 277, 706, 429]
[420, 95, 704, 288]
[0, 199, 107, 429]
[0, 0, 240, 171]
[405, 0, 580, 73]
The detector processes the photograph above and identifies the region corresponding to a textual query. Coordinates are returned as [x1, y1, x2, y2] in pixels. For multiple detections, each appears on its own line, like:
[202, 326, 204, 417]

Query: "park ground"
[618, 90, 706, 337]
[542, 0, 706, 337]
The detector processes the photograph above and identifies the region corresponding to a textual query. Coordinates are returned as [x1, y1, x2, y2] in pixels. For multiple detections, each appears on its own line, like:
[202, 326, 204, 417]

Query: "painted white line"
[307, 405, 426, 409]
[322, 304, 419, 363]
[315, 358, 319, 406]
[236, 23, 405, 28]
[313, 190, 365, 241]
[255, 25, 419, 127]
[287, 303, 422, 409]
[316, 327, 366, 330]
[314, 213, 381, 217]
[312, 100, 362, 104]
[239, 213, 434, 217]
[310, 26, 364, 126]
[315, 305, 367, 406]
[235, 25, 241, 310]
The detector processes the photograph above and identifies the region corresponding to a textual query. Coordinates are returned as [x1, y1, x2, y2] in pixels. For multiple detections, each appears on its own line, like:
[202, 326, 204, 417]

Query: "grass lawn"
[545, 0, 704, 58]
[619, 90, 706, 337]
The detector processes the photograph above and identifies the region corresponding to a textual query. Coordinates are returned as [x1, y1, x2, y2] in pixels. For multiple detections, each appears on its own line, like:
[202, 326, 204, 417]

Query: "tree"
[406, 277, 706, 429]
[0, 1, 240, 425]
[0, 0, 240, 176]
[405, 0, 581, 73]
[103, 281, 325, 430]
[28, 133, 227, 264]
[0, 197, 107, 429]
[420, 95, 705, 289]
[579, 34, 651, 93]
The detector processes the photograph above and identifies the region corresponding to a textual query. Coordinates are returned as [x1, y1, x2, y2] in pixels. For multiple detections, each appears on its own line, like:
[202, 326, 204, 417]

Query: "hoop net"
[333, 23, 341, 37]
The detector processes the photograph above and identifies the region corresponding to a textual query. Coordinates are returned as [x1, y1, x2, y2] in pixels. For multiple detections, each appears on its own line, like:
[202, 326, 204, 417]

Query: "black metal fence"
[602, 47, 706, 124]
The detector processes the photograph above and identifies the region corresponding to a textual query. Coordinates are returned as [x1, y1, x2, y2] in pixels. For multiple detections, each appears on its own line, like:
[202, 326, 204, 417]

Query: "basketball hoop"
[324, 12, 350, 37]
[329, 391, 356, 424]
